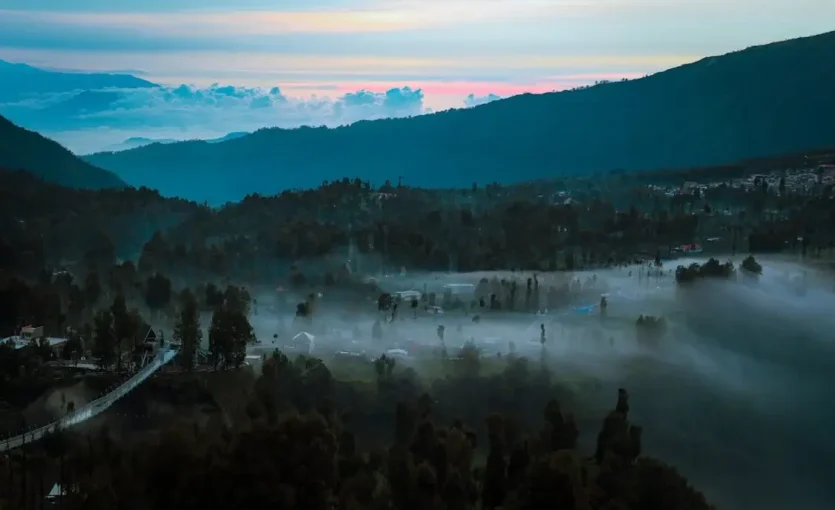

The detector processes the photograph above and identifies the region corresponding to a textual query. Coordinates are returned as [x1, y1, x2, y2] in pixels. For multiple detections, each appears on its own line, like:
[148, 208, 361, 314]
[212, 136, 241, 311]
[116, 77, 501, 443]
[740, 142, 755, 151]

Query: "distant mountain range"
[39, 90, 125, 118]
[0, 61, 157, 135]
[0, 114, 126, 189]
[83, 31, 835, 205]
[100, 132, 249, 153]
[0, 60, 160, 140]
[0, 59, 157, 102]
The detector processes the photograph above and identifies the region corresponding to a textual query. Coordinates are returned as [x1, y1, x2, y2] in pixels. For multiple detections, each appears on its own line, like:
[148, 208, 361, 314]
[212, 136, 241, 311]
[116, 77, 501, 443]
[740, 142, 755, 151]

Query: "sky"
[0, 0, 832, 152]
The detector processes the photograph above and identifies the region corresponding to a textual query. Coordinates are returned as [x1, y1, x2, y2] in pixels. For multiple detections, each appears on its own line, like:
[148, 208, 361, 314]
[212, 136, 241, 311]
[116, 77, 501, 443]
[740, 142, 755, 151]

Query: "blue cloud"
[464, 93, 501, 107]
[383, 87, 424, 114]
[341, 90, 379, 107]
[0, 83, 429, 153]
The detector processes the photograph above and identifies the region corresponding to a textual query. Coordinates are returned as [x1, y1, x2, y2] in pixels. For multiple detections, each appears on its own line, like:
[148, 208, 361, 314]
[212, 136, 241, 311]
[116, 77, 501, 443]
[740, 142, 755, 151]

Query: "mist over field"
[216, 255, 835, 510]
[2, 5, 835, 508]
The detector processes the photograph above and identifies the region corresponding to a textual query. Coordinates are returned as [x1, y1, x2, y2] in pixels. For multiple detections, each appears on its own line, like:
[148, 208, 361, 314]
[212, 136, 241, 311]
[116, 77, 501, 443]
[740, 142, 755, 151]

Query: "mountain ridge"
[95, 131, 251, 154]
[0, 59, 157, 102]
[0, 114, 127, 189]
[82, 30, 835, 204]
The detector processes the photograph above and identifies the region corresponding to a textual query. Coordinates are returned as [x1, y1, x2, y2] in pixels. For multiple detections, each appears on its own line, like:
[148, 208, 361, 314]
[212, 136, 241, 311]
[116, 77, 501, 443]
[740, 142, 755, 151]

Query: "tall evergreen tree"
[174, 289, 202, 372]
[228, 307, 254, 368]
[84, 271, 102, 308]
[92, 310, 116, 370]
[208, 304, 254, 370]
[110, 295, 138, 373]
[208, 306, 229, 370]
[144, 273, 172, 318]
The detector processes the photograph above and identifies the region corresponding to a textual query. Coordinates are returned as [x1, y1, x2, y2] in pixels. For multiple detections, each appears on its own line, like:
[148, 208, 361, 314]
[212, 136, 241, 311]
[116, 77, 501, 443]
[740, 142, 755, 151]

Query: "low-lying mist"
[201, 255, 834, 510]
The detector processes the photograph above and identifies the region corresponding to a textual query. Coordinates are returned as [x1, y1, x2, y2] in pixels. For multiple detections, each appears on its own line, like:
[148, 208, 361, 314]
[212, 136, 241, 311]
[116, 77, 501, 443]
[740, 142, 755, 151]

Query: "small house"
[20, 325, 44, 341]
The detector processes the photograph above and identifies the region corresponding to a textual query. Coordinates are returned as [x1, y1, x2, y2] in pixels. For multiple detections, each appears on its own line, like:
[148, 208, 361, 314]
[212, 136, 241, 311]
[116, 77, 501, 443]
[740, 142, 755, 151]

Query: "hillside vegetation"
[85, 30, 835, 204]
[0, 115, 127, 189]
[0, 169, 197, 270]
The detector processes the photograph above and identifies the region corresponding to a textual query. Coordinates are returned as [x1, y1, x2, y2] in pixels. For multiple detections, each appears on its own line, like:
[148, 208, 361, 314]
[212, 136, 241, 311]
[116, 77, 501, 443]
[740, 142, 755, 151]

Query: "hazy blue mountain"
[0, 89, 127, 133]
[0, 114, 126, 189]
[101, 131, 251, 153]
[85, 31, 835, 205]
[0, 59, 157, 102]
[210, 132, 248, 143]
[39, 90, 125, 117]
[104, 137, 180, 153]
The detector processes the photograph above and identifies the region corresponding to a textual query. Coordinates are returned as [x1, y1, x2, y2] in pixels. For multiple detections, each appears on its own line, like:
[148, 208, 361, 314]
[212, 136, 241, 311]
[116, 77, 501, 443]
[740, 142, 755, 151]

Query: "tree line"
[3, 160, 834, 290]
[0, 347, 716, 509]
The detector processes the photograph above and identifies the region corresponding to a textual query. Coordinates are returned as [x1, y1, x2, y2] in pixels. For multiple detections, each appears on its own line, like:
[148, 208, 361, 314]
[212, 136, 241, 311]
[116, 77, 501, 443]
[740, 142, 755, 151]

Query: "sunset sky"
[1, 0, 832, 110]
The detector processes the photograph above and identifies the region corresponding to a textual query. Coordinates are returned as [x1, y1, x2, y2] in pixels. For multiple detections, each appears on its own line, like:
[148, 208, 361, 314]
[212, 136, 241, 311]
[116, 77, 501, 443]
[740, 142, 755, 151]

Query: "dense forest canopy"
[0, 170, 197, 270]
[4, 140, 835, 285]
[84, 30, 835, 203]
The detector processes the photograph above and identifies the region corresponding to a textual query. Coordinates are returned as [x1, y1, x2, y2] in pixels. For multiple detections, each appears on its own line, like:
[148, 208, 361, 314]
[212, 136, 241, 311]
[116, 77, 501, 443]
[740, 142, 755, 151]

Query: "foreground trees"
[0, 385, 714, 510]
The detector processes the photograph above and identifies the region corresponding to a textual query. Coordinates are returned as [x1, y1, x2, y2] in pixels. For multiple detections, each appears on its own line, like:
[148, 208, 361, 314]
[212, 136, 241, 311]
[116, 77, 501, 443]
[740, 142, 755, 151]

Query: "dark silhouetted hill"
[0, 59, 157, 102]
[85, 31, 835, 205]
[0, 114, 127, 189]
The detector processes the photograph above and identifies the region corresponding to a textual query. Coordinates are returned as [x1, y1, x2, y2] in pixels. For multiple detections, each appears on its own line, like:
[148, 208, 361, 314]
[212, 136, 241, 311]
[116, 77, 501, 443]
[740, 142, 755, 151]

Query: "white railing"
[0, 348, 178, 452]
[1, 336, 68, 350]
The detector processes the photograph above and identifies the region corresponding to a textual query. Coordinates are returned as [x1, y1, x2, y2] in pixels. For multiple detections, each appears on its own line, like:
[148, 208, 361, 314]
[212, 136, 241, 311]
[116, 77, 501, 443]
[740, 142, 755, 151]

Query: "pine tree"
[110, 295, 136, 374]
[208, 306, 230, 370]
[228, 308, 254, 368]
[174, 289, 202, 372]
[208, 304, 254, 370]
[92, 310, 116, 370]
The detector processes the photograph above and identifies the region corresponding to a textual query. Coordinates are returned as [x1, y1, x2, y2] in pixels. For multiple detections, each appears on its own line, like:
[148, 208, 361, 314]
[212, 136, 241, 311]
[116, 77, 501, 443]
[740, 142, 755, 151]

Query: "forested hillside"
[12, 144, 834, 287]
[0, 169, 197, 273]
[0, 115, 126, 189]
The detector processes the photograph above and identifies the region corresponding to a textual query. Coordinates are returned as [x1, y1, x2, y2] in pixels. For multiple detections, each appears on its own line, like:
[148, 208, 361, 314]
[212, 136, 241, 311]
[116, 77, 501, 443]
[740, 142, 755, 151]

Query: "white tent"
[289, 332, 315, 355]
[293, 332, 315, 342]
[47, 483, 64, 500]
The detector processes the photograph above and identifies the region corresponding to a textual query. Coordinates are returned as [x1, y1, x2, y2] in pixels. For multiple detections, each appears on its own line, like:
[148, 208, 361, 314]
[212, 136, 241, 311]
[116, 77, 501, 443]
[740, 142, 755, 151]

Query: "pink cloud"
[331, 73, 644, 98]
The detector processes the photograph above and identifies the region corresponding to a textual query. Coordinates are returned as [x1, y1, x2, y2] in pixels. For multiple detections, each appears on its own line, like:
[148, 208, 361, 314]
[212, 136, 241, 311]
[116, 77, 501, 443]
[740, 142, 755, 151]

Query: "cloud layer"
[464, 93, 501, 107]
[4, 0, 829, 155]
[0, 82, 473, 154]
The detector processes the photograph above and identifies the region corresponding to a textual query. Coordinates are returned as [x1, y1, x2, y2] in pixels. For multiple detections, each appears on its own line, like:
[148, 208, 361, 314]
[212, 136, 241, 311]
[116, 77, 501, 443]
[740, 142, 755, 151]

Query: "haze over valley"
[1, 2, 835, 509]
